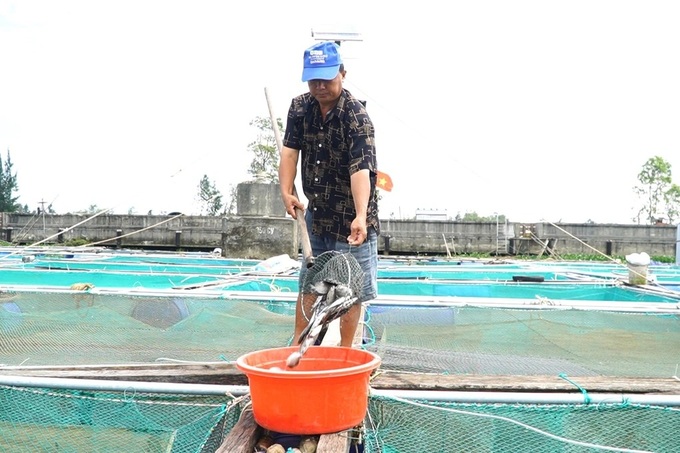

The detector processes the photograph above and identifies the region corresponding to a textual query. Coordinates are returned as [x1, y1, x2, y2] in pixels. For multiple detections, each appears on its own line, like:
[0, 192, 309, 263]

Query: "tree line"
[2, 132, 679, 224]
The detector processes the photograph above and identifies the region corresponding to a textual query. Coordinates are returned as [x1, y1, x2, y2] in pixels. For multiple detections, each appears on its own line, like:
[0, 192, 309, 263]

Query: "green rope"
[558, 373, 591, 404]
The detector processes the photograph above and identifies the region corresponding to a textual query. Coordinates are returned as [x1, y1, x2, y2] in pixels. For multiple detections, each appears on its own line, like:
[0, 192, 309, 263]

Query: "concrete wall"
[378, 220, 677, 257]
[1, 212, 677, 259]
[1, 182, 677, 259]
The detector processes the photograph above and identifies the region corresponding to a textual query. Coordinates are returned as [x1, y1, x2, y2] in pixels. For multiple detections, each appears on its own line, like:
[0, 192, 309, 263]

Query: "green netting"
[2, 386, 678, 452]
[0, 384, 241, 453]
[363, 395, 680, 452]
[0, 292, 295, 365]
[363, 305, 680, 377]
[2, 289, 680, 451]
[3, 290, 678, 376]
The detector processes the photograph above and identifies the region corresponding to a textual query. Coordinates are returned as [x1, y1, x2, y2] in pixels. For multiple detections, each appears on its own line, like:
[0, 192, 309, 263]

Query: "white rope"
[386, 395, 654, 453]
[0, 208, 114, 261]
[82, 213, 184, 247]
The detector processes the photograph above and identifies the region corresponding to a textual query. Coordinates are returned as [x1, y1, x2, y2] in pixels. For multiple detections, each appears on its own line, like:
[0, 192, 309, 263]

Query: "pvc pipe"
[207, 291, 680, 313]
[1, 284, 678, 313]
[370, 389, 680, 407]
[2, 375, 679, 408]
[0, 374, 249, 396]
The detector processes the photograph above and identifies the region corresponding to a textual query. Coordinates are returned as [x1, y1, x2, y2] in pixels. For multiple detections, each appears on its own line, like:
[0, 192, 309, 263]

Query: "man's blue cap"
[301, 41, 343, 82]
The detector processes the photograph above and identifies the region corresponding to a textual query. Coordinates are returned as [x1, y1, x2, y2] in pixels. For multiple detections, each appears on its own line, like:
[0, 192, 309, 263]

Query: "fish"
[286, 280, 358, 368]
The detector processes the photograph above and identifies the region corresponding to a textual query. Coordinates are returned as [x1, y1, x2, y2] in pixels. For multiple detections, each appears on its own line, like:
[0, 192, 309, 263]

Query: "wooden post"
[317, 431, 352, 452]
[383, 235, 391, 255]
[215, 407, 262, 453]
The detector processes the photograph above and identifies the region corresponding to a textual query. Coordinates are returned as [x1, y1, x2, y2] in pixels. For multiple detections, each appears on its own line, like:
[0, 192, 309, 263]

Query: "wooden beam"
[215, 407, 261, 453]
[369, 372, 680, 394]
[317, 431, 351, 452]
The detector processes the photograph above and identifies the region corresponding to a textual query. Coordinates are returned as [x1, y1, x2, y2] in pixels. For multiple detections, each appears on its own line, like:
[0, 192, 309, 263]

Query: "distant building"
[415, 209, 448, 221]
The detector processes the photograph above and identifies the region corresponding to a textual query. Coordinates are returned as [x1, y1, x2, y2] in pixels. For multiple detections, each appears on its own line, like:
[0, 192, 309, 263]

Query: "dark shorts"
[298, 210, 378, 302]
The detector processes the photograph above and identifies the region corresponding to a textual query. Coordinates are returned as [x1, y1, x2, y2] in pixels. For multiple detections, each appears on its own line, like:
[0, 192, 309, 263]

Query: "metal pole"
[39, 199, 46, 232]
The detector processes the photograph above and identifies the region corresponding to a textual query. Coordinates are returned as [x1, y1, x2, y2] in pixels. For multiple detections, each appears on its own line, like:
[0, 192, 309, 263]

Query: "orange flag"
[376, 170, 393, 192]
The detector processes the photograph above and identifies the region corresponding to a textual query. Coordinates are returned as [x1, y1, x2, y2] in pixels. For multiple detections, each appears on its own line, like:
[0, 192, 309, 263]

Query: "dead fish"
[287, 281, 357, 368]
[70, 283, 95, 291]
[71, 283, 95, 308]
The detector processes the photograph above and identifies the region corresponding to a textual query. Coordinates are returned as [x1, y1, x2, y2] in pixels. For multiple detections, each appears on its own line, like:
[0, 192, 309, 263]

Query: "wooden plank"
[317, 431, 351, 452]
[369, 372, 680, 394]
[215, 407, 261, 453]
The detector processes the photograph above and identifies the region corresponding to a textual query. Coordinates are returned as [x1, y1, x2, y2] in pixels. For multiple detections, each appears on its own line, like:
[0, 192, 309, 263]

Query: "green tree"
[197, 175, 224, 215]
[0, 149, 20, 212]
[455, 211, 506, 222]
[73, 204, 101, 215]
[246, 116, 282, 182]
[633, 156, 680, 224]
[225, 185, 237, 215]
[663, 184, 680, 224]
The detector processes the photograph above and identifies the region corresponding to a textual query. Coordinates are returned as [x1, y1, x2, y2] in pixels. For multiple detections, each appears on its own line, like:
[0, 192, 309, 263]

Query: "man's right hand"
[281, 193, 305, 219]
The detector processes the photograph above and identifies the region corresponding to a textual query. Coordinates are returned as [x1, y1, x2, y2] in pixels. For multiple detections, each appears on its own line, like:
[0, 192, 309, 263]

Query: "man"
[279, 40, 379, 348]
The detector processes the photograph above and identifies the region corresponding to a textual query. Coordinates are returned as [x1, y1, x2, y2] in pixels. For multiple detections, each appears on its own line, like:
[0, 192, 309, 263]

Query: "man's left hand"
[347, 218, 367, 246]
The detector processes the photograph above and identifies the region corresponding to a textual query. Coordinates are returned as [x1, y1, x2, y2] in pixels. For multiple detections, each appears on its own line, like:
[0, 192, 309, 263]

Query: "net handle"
[265, 86, 314, 269]
[295, 203, 314, 269]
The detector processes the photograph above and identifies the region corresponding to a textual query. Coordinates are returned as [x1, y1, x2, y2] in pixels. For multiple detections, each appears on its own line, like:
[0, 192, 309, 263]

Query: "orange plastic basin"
[236, 346, 381, 434]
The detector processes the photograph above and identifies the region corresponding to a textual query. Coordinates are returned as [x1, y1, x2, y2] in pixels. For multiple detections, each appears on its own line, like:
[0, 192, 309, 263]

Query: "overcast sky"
[1, 0, 678, 223]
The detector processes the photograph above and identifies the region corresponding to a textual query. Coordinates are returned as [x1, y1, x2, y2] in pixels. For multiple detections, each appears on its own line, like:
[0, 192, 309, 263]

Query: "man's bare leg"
[293, 292, 317, 344]
[339, 304, 361, 347]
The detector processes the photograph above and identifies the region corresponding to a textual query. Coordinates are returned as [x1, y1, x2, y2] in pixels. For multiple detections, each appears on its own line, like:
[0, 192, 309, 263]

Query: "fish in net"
[286, 251, 364, 367]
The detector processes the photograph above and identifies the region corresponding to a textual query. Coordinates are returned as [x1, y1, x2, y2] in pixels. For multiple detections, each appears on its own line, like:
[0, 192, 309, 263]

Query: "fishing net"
[301, 251, 364, 298]
[287, 251, 365, 362]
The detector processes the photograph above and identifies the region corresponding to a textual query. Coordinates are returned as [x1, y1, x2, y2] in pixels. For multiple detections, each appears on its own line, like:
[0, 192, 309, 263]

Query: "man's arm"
[348, 169, 371, 245]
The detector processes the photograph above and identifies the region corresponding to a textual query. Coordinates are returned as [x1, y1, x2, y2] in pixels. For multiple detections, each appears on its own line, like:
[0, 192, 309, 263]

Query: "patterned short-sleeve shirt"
[283, 89, 380, 242]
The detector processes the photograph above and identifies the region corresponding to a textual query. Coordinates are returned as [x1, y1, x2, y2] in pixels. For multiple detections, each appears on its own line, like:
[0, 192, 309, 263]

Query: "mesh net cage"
[1, 288, 680, 451]
[0, 384, 242, 453]
[361, 304, 680, 377]
[362, 396, 680, 452]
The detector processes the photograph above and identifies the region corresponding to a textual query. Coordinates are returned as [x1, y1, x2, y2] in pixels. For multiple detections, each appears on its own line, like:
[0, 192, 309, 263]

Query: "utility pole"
[38, 199, 47, 232]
